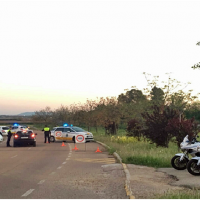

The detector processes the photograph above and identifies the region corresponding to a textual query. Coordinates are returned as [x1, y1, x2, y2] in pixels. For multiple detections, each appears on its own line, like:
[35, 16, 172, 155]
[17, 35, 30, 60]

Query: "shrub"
[126, 119, 143, 140]
[141, 105, 179, 148]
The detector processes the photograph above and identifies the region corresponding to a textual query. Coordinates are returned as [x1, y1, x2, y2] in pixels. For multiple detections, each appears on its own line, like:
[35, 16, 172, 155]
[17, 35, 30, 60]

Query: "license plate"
[21, 137, 28, 139]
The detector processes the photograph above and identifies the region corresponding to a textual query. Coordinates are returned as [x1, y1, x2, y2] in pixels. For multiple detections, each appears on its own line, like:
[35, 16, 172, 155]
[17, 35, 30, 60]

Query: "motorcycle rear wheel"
[187, 159, 200, 176]
[171, 155, 188, 170]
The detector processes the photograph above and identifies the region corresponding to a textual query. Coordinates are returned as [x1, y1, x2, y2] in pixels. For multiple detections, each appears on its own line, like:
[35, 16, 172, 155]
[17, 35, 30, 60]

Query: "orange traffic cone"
[72, 144, 79, 150]
[61, 142, 66, 147]
[95, 147, 102, 153]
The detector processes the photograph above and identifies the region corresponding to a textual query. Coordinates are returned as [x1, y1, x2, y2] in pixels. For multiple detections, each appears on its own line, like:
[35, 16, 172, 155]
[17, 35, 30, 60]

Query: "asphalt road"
[0, 131, 127, 199]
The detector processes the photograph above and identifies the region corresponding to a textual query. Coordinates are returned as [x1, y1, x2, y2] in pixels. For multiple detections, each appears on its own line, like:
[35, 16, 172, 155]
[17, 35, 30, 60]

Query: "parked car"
[11, 124, 29, 134]
[50, 125, 94, 143]
[13, 130, 37, 147]
[0, 126, 9, 136]
[0, 134, 3, 142]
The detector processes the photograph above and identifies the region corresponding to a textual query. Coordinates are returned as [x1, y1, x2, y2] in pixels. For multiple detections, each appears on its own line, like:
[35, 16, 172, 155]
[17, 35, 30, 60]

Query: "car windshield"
[2, 127, 9, 130]
[12, 127, 19, 129]
[72, 127, 85, 132]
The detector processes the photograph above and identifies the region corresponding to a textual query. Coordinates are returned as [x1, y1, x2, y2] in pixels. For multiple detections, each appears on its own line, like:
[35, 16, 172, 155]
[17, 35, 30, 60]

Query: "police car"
[50, 124, 94, 143]
[11, 124, 29, 134]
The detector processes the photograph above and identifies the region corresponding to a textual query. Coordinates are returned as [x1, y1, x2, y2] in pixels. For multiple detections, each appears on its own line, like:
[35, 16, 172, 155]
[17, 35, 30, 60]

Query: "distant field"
[0, 120, 32, 125]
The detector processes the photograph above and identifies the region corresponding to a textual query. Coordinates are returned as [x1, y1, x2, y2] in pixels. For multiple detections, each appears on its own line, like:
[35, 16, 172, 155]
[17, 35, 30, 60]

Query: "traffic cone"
[72, 144, 79, 150]
[95, 147, 102, 153]
[61, 142, 66, 147]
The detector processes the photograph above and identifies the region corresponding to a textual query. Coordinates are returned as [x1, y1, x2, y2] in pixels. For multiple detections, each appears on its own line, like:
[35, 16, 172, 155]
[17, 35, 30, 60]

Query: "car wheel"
[50, 136, 55, 142]
[13, 142, 17, 147]
[33, 142, 36, 147]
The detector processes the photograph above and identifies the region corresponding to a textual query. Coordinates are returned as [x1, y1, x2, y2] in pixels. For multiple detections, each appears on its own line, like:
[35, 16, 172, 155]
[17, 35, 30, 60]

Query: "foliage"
[158, 189, 200, 199]
[184, 101, 200, 122]
[191, 41, 200, 69]
[166, 117, 198, 147]
[126, 118, 143, 140]
[118, 88, 147, 104]
[150, 86, 164, 106]
[92, 128, 177, 168]
[141, 105, 179, 147]
[32, 106, 52, 125]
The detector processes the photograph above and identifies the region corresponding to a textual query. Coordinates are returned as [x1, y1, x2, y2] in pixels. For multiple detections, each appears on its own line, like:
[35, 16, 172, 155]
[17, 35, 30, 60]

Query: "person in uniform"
[6, 126, 12, 147]
[42, 125, 51, 143]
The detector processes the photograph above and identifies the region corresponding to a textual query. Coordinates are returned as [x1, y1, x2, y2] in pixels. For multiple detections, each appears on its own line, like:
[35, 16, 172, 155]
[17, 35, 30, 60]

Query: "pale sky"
[1, 0, 200, 115]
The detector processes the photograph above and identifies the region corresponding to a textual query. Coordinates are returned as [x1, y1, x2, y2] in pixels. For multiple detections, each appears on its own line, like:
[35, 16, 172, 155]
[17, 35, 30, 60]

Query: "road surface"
[0, 131, 127, 199]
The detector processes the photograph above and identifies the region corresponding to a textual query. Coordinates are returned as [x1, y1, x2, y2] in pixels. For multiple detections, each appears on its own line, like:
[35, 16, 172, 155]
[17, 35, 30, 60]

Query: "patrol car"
[50, 124, 94, 143]
[11, 124, 29, 134]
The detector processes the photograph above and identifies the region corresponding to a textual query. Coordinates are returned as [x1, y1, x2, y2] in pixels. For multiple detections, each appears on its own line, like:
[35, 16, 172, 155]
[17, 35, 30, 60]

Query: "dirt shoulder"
[127, 164, 185, 199]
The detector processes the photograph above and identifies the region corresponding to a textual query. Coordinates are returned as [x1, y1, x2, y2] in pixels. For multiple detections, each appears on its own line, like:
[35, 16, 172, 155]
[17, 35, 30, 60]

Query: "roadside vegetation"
[32, 72, 200, 198]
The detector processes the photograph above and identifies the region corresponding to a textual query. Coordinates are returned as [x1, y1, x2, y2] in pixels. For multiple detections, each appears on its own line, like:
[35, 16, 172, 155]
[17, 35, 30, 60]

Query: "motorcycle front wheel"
[187, 159, 200, 176]
[171, 155, 188, 170]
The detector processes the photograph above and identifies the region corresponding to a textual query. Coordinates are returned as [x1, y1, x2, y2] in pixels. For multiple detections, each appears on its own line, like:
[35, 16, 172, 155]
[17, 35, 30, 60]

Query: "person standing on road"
[42, 125, 51, 143]
[6, 126, 12, 147]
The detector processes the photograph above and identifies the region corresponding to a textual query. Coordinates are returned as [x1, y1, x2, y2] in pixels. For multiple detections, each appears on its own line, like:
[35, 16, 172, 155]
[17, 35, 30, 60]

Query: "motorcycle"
[171, 135, 200, 170]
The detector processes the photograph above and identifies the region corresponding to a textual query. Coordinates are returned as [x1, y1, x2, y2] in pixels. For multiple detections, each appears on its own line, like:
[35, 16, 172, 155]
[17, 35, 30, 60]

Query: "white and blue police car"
[50, 124, 94, 143]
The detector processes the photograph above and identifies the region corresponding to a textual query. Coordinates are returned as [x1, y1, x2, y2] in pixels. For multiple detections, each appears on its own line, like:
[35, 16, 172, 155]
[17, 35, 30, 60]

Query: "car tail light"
[31, 134, 35, 138]
[14, 134, 19, 138]
[2, 130, 5, 133]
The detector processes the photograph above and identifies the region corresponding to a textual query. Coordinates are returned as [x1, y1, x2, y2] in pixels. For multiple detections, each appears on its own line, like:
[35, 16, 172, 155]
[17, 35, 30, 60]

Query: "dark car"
[13, 130, 37, 147]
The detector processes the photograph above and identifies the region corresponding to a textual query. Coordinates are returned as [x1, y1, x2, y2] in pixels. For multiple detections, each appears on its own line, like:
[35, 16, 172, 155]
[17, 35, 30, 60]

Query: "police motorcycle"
[186, 140, 200, 176]
[171, 135, 200, 170]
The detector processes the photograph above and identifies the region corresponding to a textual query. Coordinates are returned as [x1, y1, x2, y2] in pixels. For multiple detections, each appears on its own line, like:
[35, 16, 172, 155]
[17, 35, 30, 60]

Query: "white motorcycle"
[171, 135, 200, 170]
[186, 143, 200, 176]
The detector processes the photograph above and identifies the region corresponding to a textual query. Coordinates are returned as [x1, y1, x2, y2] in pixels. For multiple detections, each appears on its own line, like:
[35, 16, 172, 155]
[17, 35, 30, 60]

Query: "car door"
[63, 128, 74, 141]
[54, 127, 64, 141]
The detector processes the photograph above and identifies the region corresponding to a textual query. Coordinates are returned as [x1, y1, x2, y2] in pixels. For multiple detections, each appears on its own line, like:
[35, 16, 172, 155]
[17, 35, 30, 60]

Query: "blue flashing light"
[63, 123, 68, 127]
[70, 124, 73, 127]
[13, 123, 19, 126]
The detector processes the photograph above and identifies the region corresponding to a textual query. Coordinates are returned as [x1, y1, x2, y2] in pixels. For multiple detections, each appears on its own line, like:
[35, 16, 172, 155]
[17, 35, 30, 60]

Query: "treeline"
[32, 73, 200, 148]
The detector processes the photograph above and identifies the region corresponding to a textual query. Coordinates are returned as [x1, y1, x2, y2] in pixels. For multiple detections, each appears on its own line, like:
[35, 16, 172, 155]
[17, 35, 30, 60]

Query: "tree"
[150, 86, 164, 106]
[191, 41, 200, 69]
[118, 88, 147, 104]
[141, 105, 179, 148]
[32, 106, 52, 125]
[126, 119, 143, 140]
[52, 105, 70, 125]
[166, 117, 198, 148]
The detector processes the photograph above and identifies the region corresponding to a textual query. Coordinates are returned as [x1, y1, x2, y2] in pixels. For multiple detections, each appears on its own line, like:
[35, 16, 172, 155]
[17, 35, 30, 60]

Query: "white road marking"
[50, 172, 55, 175]
[28, 148, 31, 150]
[68, 155, 71, 158]
[11, 155, 17, 158]
[66, 158, 70, 160]
[21, 189, 35, 197]
[57, 166, 62, 169]
[38, 180, 45, 184]
[62, 162, 67, 164]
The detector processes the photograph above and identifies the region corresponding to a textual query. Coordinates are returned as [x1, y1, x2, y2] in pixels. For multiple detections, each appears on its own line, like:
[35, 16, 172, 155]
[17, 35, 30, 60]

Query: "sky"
[1, 0, 200, 115]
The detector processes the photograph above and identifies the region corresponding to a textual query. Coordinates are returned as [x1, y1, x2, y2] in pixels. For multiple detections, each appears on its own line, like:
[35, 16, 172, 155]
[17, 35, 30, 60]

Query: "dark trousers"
[7, 135, 12, 146]
[44, 133, 50, 143]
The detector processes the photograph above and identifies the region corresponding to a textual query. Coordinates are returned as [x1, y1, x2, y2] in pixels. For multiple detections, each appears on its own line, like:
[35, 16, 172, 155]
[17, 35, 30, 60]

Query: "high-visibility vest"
[44, 127, 50, 131]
